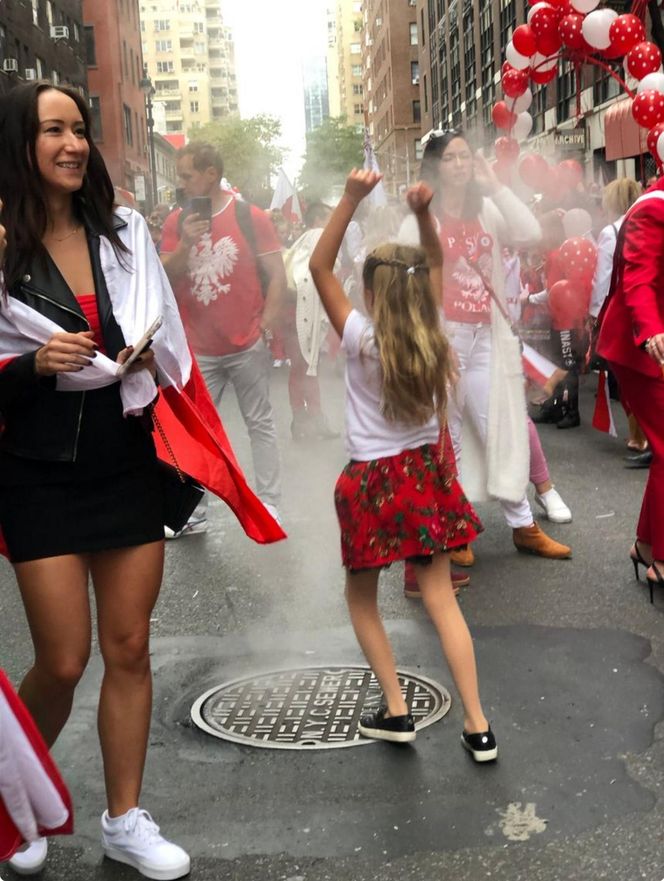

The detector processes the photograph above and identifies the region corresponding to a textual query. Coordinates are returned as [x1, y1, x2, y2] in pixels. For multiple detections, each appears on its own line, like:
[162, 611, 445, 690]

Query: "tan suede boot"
[513, 523, 572, 559]
[451, 545, 475, 567]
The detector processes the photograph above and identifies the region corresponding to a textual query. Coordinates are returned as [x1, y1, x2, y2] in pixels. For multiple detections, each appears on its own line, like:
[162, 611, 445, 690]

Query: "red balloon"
[632, 90, 664, 129]
[492, 101, 518, 130]
[536, 29, 562, 57]
[559, 13, 588, 51]
[549, 280, 587, 330]
[530, 66, 558, 85]
[557, 159, 583, 188]
[519, 154, 550, 190]
[647, 122, 664, 159]
[608, 14, 646, 57]
[502, 61, 515, 78]
[495, 137, 520, 163]
[502, 67, 530, 98]
[626, 41, 663, 80]
[513, 24, 538, 58]
[558, 237, 597, 283]
[541, 167, 568, 203]
[530, 6, 560, 41]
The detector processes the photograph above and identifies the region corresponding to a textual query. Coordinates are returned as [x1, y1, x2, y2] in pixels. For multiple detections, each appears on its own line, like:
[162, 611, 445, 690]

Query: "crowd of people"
[0, 81, 662, 881]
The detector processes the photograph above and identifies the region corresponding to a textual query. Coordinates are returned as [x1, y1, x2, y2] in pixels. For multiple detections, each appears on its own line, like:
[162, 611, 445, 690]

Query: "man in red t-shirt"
[161, 142, 286, 531]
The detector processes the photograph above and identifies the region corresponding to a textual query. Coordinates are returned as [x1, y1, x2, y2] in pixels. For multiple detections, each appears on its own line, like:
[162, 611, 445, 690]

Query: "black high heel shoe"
[630, 541, 651, 581]
[646, 562, 664, 605]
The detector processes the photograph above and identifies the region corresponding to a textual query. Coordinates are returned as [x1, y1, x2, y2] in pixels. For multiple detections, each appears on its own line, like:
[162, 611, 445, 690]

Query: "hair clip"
[406, 266, 416, 275]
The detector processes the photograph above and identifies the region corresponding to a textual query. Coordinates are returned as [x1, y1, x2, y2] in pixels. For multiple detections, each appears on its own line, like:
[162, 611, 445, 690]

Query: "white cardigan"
[399, 187, 541, 503]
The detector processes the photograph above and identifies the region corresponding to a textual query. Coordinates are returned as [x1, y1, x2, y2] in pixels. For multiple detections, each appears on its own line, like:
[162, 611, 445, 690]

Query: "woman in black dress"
[0, 83, 190, 879]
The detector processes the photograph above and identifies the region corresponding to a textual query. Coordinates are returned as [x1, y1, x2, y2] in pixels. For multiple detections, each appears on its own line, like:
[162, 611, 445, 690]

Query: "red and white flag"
[522, 343, 568, 396]
[592, 369, 617, 437]
[270, 168, 302, 224]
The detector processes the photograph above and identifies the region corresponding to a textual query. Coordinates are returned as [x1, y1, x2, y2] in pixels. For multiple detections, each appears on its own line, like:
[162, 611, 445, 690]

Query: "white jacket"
[400, 187, 541, 503]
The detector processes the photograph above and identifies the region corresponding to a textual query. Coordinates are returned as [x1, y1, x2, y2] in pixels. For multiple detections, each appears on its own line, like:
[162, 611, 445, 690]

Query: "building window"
[414, 138, 423, 160]
[409, 22, 418, 45]
[190, 100, 199, 113]
[89, 96, 102, 141]
[353, 83, 363, 95]
[46, 1, 53, 25]
[423, 72, 428, 114]
[194, 22, 204, 33]
[157, 61, 175, 73]
[155, 19, 170, 31]
[123, 104, 133, 146]
[463, 4, 477, 119]
[84, 26, 96, 66]
[411, 60, 419, 85]
[35, 56, 44, 78]
[557, 59, 576, 124]
[353, 103, 363, 115]
[31, 0, 40, 27]
[155, 40, 172, 52]
[480, 3, 495, 128]
[188, 80, 198, 91]
[352, 64, 362, 77]
[350, 42, 361, 54]
[412, 99, 421, 123]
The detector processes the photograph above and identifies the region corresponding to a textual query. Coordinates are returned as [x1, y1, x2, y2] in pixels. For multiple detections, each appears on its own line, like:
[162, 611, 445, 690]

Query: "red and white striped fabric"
[0, 670, 73, 861]
[522, 343, 568, 397]
[592, 369, 618, 437]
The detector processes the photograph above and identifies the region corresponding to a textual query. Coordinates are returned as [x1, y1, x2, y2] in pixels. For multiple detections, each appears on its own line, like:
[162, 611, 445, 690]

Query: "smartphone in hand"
[117, 315, 163, 376]
[190, 196, 212, 222]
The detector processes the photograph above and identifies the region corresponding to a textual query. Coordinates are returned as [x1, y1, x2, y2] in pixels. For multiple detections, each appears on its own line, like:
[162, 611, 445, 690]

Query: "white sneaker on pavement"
[263, 503, 282, 526]
[535, 487, 572, 524]
[101, 808, 190, 880]
[164, 517, 208, 540]
[8, 837, 48, 875]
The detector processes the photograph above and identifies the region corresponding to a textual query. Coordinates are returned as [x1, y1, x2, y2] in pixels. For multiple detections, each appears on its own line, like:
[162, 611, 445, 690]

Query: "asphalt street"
[1, 363, 663, 881]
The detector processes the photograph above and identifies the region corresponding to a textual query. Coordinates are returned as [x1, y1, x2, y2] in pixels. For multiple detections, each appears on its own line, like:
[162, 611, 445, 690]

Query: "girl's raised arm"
[309, 169, 382, 338]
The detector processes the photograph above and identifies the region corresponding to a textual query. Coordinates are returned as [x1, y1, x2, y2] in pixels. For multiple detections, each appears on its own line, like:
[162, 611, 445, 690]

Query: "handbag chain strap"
[152, 409, 186, 484]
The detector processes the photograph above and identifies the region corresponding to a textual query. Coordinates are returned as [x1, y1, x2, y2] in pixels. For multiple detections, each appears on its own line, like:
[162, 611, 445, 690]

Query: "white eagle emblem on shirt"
[189, 234, 239, 306]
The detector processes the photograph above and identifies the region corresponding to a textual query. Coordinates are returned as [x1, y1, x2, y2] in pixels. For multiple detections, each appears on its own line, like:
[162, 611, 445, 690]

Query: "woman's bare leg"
[345, 568, 408, 717]
[414, 553, 489, 733]
[14, 555, 92, 746]
[90, 540, 164, 817]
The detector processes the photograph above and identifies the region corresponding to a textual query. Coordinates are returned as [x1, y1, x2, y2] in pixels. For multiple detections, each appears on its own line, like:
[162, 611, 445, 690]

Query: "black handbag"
[153, 411, 204, 532]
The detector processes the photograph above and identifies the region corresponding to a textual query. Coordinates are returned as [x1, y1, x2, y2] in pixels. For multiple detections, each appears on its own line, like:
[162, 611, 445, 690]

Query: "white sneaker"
[535, 487, 572, 524]
[263, 503, 282, 526]
[8, 838, 48, 875]
[101, 808, 190, 880]
[164, 517, 208, 540]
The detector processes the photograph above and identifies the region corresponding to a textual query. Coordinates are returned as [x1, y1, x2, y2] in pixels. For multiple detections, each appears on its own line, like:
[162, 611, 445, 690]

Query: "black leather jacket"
[0, 213, 130, 463]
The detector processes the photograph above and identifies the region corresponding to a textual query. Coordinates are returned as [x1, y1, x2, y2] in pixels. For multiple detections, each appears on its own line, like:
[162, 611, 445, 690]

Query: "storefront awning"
[604, 98, 647, 162]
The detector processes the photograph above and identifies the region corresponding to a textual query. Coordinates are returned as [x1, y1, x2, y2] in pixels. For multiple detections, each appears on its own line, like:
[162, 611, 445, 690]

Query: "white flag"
[270, 168, 302, 222]
[363, 128, 388, 207]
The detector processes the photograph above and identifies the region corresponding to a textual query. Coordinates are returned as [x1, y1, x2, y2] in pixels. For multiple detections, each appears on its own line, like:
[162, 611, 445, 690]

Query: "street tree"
[298, 117, 364, 202]
[190, 114, 284, 207]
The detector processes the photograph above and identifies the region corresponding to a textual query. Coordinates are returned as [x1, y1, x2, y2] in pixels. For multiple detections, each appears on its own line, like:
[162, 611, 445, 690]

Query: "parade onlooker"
[268, 209, 292, 368]
[0, 83, 192, 878]
[310, 169, 497, 761]
[283, 201, 339, 440]
[161, 142, 286, 529]
[401, 130, 571, 561]
[597, 180, 664, 603]
[589, 179, 648, 466]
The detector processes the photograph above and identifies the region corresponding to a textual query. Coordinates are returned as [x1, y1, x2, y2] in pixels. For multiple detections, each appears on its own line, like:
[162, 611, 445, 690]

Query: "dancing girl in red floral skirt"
[309, 169, 497, 761]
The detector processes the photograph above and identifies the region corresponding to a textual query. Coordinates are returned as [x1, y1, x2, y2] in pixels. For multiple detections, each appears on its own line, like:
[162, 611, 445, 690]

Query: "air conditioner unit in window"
[50, 25, 70, 40]
[24, 68, 37, 80]
[2, 59, 18, 73]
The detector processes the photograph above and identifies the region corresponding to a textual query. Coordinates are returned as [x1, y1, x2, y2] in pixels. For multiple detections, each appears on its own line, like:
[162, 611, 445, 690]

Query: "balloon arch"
[492, 0, 663, 197]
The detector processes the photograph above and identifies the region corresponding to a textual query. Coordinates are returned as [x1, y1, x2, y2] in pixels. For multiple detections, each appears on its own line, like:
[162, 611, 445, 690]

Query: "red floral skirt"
[334, 435, 482, 571]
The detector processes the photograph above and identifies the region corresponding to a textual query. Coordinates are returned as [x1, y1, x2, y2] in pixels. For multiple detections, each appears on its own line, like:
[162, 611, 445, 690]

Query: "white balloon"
[581, 8, 618, 51]
[512, 112, 534, 141]
[657, 130, 664, 162]
[513, 87, 533, 113]
[570, 0, 600, 12]
[532, 52, 558, 72]
[562, 208, 593, 239]
[527, 2, 554, 24]
[637, 72, 664, 95]
[506, 41, 531, 71]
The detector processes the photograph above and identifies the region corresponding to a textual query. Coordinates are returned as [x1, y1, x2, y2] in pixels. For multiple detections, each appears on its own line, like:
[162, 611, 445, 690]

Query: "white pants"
[446, 322, 533, 529]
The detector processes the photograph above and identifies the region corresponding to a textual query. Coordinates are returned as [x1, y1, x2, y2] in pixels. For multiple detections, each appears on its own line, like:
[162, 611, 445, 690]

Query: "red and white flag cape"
[0, 670, 73, 861]
[592, 369, 617, 437]
[270, 168, 302, 224]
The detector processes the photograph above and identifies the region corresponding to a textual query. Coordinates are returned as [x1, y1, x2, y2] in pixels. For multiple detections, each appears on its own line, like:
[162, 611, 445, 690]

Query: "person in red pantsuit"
[597, 180, 664, 603]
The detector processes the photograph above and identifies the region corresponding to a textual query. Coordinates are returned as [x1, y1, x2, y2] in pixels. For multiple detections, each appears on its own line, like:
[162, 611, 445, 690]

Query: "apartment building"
[327, 0, 365, 129]
[140, 0, 236, 138]
[364, 0, 421, 195]
[0, 0, 86, 96]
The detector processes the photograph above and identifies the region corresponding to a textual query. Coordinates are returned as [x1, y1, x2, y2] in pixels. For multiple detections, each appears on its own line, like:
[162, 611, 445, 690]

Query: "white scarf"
[0, 207, 191, 416]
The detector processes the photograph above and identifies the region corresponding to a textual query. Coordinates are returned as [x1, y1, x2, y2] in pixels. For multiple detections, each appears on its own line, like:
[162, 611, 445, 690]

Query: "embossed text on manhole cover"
[190, 666, 451, 749]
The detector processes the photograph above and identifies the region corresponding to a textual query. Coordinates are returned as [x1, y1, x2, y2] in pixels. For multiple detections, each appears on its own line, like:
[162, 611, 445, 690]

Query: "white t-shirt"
[342, 309, 441, 461]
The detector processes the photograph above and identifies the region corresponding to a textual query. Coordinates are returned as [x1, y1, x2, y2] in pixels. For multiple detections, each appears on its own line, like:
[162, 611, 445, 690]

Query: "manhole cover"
[190, 665, 451, 749]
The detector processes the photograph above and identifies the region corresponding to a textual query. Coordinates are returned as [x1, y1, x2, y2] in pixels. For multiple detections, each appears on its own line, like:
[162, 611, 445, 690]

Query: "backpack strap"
[234, 199, 257, 258]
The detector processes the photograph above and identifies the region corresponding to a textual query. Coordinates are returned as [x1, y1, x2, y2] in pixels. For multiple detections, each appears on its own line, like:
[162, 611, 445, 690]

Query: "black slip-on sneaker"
[358, 706, 416, 743]
[461, 726, 498, 762]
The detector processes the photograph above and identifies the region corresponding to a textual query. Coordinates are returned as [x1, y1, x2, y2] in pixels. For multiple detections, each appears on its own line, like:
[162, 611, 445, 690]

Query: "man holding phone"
[161, 142, 286, 533]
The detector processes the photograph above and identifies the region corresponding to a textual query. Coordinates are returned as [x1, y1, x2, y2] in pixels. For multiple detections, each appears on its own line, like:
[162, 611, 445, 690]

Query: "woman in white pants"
[401, 130, 570, 562]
